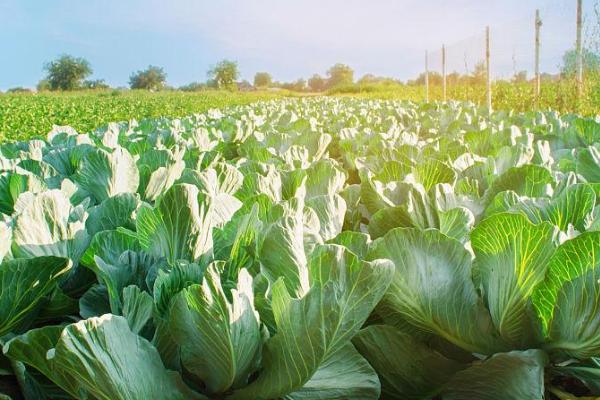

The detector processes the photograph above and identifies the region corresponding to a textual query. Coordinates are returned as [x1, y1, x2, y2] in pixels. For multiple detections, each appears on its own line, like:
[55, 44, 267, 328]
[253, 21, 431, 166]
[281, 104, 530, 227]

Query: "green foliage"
[83, 79, 110, 90]
[129, 65, 167, 90]
[207, 60, 240, 90]
[328, 78, 600, 116]
[409, 71, 443, 86]
[6, 87, 32, 94]
[280, 78, 306, 92]
[326, 63, 354, 87]
[179, 82, 209, 92]
[308, 74, 326, 91]
[2, 97, 600, 398]
[36, 79, 50, 92]
[0, 91, 281, 141]
[512, 70, 528, 83]
[561, 48, 600, 76]
[253, 72, 272, 88]
[44, 54, 93, 91]
[470, 61, 487, 84]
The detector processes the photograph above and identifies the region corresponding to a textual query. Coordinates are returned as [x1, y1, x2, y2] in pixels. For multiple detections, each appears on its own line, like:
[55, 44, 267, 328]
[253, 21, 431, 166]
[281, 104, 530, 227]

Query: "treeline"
[5, 56, 244, 93]
[4, 48, 600, 94]
[248, 63, 355, 92]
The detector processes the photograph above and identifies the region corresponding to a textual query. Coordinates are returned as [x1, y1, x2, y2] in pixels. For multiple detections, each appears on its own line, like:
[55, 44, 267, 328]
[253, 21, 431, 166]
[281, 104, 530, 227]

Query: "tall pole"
[535, 9, 542, 104]
[425, 50, 430, 102]
[442, 45, 447, 102]
[576, 0, 584, 103]
[486, 26, 492, 113]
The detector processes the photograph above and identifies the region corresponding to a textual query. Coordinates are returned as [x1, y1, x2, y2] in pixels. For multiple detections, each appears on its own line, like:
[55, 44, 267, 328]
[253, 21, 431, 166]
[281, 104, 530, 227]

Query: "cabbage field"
[1, 97, 600, 399]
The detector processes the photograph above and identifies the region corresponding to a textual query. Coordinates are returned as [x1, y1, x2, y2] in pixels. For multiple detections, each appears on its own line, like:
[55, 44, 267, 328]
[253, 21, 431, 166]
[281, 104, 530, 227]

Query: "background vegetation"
[0, 90, 283, 141]
[328, 78, 600, 116]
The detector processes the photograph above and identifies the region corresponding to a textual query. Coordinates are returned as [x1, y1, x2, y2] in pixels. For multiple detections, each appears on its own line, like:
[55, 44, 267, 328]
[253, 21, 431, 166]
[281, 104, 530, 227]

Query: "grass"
[0, 89, 285, 141]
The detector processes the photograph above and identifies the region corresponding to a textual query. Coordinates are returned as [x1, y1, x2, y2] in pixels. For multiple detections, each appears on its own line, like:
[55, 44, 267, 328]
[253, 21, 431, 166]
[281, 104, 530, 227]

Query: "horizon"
[0, 0, 596, 91]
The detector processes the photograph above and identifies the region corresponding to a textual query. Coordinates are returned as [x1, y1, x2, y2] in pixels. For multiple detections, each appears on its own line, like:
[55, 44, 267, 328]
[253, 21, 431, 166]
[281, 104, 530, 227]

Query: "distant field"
[1, 82, 598, 142]
[329, 79, 600, 116]
[0, 90, 284, 141]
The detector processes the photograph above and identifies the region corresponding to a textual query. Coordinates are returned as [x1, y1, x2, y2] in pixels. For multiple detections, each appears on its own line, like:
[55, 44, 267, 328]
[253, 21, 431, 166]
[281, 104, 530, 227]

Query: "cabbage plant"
[1, 98, 600, 399]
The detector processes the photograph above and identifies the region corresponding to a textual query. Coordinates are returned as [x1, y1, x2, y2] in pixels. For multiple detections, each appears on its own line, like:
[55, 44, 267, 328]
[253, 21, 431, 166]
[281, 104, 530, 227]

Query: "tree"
[238, 80, 254, 91]
[7, 87, 32, 93]
[129, 66, 167, 90]
[561, 48, 600, 77]
[308, 74, 326, 92]
[208, 60, 239, 90]
[469, 61, 487, 84]
[179, 82, 207, 92]
[512, 71, 528, 83]
[540, 72, 560, 82]
[253, 72, 272, 88]
[358, 74, 379, 84]
[43, 55, 92, 90]
[326, 63, 354, 87]
[357, 74, 398, 85]
[36, 79, 50, 92]
[83, 79, 110, 90]
[281, 79, 306, 92]
[446, 72, 462, 85]
[410, 72, 442, 86]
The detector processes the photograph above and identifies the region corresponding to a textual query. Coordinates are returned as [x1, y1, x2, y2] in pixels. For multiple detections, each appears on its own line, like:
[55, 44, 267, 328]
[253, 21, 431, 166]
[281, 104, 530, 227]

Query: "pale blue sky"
[0, 0, 595, 90]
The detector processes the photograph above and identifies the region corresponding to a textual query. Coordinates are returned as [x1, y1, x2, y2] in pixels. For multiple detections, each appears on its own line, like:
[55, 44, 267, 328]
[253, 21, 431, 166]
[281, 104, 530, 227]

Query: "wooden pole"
[535, 9, 542, 104]
[425, 50, 430, 102]
[576, 0, 584, 102]
[442, 45, 447, 102]
[486, 26, 492, 113]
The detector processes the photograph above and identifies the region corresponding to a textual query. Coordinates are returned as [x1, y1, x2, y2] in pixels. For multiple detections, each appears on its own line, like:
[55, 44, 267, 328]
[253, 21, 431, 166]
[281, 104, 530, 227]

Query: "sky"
[0, 0, 596, 90]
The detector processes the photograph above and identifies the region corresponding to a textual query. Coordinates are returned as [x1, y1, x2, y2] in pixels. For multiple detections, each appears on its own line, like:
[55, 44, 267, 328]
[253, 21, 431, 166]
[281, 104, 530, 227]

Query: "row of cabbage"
[1, 98, 600, 399]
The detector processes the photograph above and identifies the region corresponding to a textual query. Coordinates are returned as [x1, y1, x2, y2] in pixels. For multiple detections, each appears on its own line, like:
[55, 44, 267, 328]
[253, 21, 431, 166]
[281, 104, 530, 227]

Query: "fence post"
[576, 0, 584, 104]
[535, 9, 542, 106]
[442, 45, 447, 102]
[425, 50, 430, 102]
[486, 26, 492, 113]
